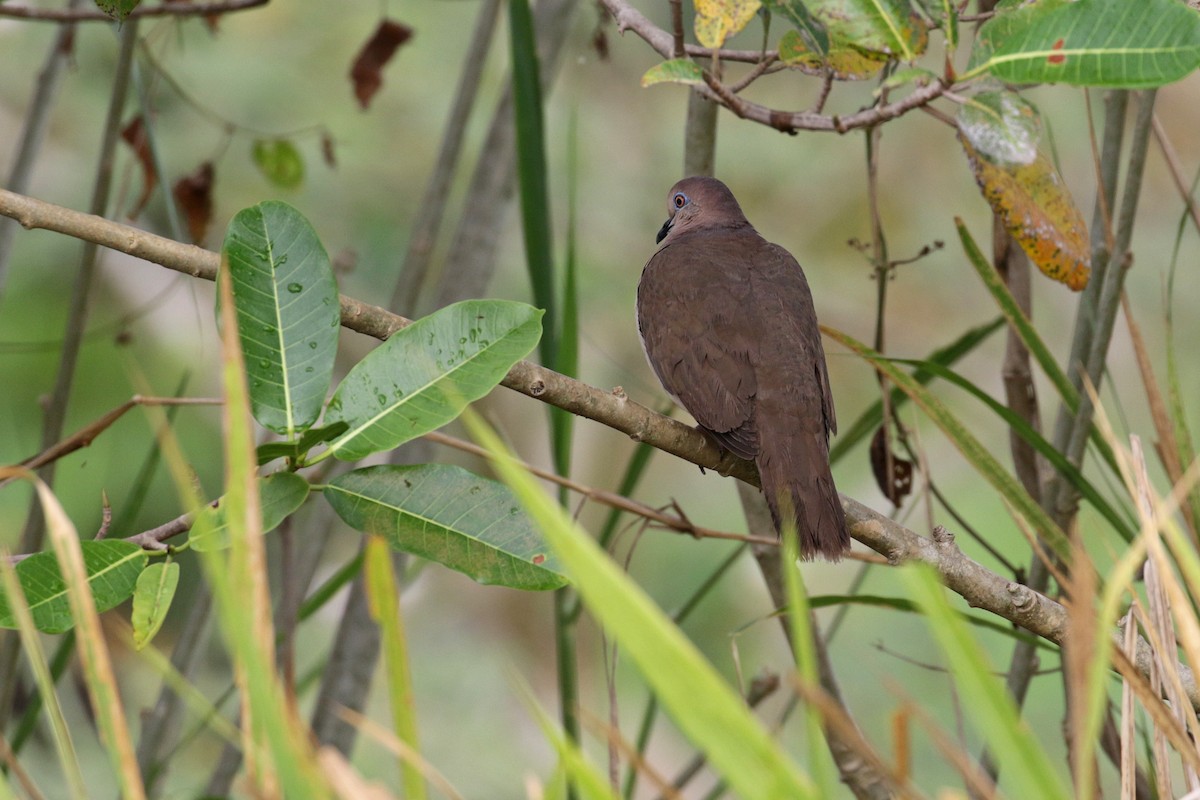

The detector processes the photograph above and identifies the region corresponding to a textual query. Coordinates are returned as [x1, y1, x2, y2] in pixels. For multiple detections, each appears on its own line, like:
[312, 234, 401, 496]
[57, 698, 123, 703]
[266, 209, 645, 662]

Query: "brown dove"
[637, 176, 849, 560]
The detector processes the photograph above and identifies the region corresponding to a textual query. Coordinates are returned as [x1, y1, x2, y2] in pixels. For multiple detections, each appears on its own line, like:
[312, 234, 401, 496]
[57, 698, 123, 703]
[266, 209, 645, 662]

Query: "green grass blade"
[509, 0, 556, 369]
[463, 410, 818, 800]
[364, 535, 426, 800]
[902, 563, 1072, 800]
[829, 317, 1003, 465]
[826, 327, 1070, 558]
[780, 530, 836, 796]
[895, 357, 1135, 540]
[0, 553, 84, 800]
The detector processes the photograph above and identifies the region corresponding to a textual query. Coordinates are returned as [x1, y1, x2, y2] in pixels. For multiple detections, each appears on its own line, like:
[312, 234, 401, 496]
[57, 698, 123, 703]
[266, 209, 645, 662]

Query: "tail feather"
[758, 439, 849, 561]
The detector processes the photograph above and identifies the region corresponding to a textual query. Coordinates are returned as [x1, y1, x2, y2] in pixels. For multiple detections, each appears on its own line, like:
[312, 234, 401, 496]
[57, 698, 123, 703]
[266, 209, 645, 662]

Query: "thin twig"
[0, 0, 266, 21]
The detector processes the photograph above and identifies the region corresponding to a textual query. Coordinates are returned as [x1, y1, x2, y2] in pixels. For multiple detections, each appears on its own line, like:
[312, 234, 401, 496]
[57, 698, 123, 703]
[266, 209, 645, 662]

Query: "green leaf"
[94, 0, 139, 22]
[762, 0, 829, 55]
[256, 421, 350, 465]
[903, 564, 1072, 800]
[251, 139, 305, 189]
[463, 411, 818, 798]
[222, 201, 340, 438]
[323, 300, 543, 461]
[131, 562, 179, 650]
[778, 29, 889, 80]
[325, 464, 568, 591]
[641, 58, 706, 87]
[967, 0, 1200, 88]
[190, 472, 311, 553]
[807, 0, 928, 60]
[0, 542, 148, 634]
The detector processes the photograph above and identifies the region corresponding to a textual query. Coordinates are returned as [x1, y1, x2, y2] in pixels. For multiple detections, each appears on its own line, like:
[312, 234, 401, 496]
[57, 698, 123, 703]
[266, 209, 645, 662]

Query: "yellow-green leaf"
[694, 0, 761, 49]
[959, 134, 1090, 291]
[641, 58, 705, 88]
[131, 562, 179, 650]
[807, 0, 928, 61]
[778, 29, 888, 79]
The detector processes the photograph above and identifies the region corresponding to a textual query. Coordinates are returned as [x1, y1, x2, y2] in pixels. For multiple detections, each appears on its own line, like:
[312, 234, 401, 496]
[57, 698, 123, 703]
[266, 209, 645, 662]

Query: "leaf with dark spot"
[349, 19, 414, 109]
[870, 426, 913, 506]
[121, 115, 157, 218]
[94, 0, 140, 23]
[172, 161, 214, 245]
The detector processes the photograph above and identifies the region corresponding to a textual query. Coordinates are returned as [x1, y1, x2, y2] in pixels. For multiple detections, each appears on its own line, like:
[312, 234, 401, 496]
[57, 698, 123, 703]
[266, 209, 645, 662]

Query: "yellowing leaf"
[694, 0, 761, 49]
[807, 0, 928, 61]
[641, 58, 706, 87]
[960, 133, 1090, 291]
[778, 29, 888, 80]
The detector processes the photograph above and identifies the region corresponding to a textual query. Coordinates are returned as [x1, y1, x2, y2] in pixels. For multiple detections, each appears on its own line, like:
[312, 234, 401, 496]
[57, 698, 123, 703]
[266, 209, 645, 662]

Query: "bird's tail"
[758, 435, 849, 561]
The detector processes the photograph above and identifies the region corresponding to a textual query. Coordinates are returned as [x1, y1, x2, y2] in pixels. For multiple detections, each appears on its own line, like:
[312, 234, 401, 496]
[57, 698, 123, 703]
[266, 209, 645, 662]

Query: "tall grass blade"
[463, 410, 818, 800]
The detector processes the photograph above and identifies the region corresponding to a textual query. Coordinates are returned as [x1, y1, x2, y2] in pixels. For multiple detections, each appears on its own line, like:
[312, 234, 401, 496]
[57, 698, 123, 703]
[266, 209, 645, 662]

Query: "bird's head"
[655, 176, 751, 245]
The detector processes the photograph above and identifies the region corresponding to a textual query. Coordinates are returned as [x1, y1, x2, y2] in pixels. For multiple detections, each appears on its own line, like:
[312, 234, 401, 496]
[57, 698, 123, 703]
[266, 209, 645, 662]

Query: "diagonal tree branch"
[0, 186, 1197, 712]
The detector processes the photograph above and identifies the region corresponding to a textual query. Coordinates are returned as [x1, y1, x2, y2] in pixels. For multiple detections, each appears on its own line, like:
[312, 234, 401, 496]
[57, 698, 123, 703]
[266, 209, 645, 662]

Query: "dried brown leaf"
[120, 115, 157, 218]
[172, 161, 214, 245]
[870, 426, 913, 506]
[349, 19, 414, 110]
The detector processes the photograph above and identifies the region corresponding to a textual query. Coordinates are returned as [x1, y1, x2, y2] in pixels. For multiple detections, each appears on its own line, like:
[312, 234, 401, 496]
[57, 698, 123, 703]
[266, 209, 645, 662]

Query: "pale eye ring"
[673, 192, 687, 209]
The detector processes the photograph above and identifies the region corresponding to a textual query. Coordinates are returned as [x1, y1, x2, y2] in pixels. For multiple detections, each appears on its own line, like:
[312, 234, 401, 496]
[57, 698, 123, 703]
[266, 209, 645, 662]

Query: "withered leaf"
[959, 134, 1090, 291]
[120, 115, 157, 218]
[349, 19, 414, 110]
[870, 426, 913, 507]
[172, 161, 214, 245]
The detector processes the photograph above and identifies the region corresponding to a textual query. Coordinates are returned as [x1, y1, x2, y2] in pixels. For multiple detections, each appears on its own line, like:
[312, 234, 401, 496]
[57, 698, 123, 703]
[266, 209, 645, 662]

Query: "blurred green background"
[2, 2, 1199, 796]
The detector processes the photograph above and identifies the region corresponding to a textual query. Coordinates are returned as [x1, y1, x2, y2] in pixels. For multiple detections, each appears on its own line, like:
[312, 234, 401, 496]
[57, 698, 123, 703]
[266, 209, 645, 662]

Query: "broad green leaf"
[694, 0, 762, 49]
[222, 201, 340, 438]
[94, 0, 139, 21]
[323, 300, 542, 461]
[641, 59, 706, 87]
[251, 139, 305, 189]
[0, 541, 147, 634]
[957, 93, 1090, 291]
[903, 564, 1072, 800]
[256, 421, 349, 465]
[131, 562, 179, 650]
[807, 0, 928, 60]
[825, 327, 1070, 559]
[778, 29, 888, 79]
[967, 0, 1200, 88]
[762, 0, 829, 55]
[324, 464, 568, 591]
[464, 411, 818, 799]
[190, 472, 311, 552]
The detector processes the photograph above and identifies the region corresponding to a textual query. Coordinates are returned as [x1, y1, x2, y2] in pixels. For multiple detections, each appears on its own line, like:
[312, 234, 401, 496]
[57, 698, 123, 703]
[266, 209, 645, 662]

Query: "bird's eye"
[673, 192, 687, 209]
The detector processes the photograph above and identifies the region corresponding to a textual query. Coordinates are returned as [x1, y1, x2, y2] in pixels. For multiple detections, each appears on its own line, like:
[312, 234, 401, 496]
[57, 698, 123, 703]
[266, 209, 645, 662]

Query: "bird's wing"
[637, 239, 760, 459]
[757, 242, 837, 439]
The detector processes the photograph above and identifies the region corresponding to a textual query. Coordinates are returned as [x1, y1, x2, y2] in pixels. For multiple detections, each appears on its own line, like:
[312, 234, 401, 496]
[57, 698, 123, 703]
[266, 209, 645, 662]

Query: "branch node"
[1007, 581, 1035, 610]
[528, 378, 546, 397]
[931, 524, 954, 546]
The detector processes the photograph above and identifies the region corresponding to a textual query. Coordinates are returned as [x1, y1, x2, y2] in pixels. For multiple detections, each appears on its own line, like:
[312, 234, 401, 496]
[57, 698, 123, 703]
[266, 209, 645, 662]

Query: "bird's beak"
[655, 218, 672, 244]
